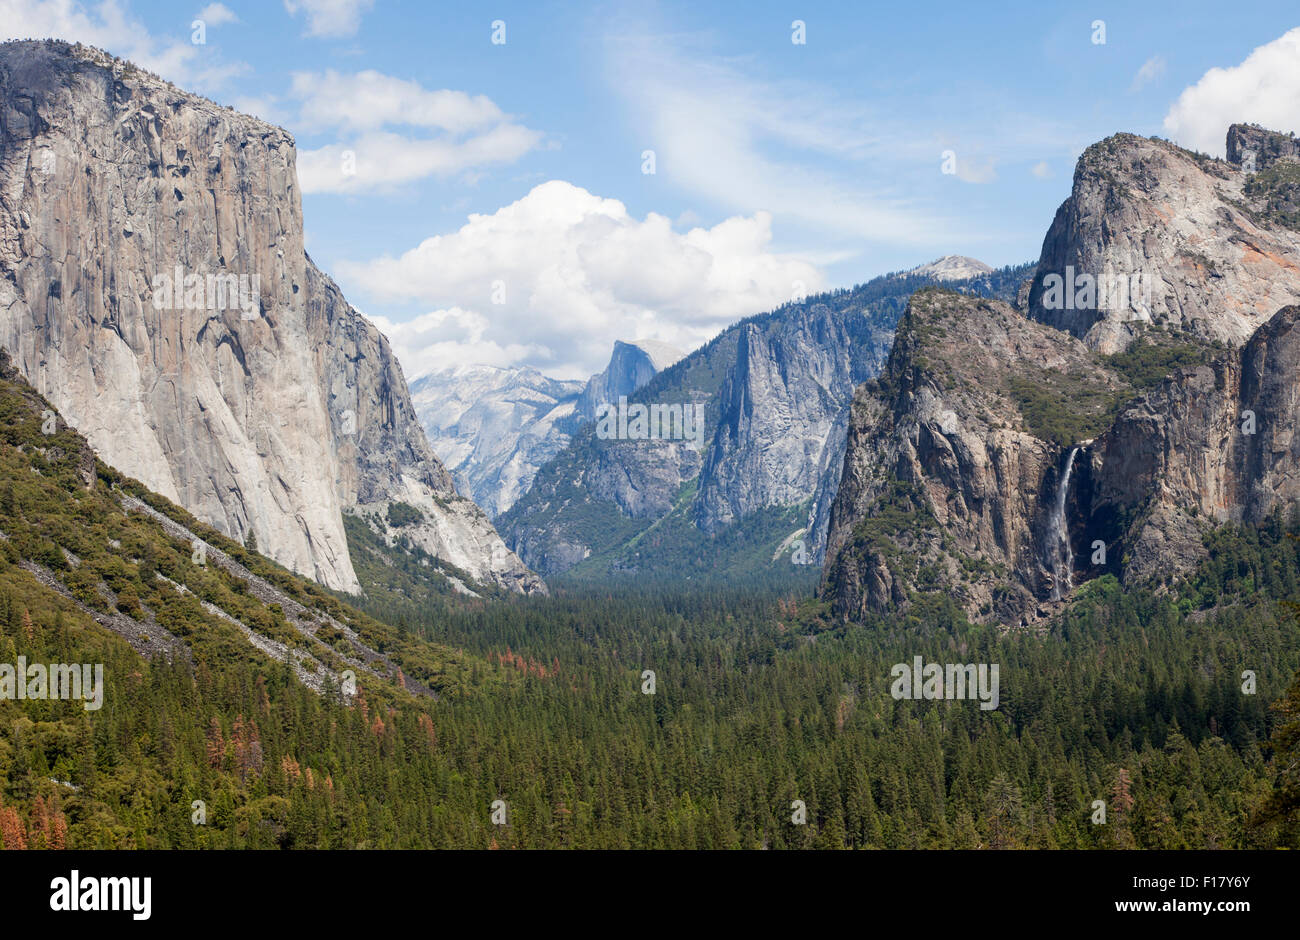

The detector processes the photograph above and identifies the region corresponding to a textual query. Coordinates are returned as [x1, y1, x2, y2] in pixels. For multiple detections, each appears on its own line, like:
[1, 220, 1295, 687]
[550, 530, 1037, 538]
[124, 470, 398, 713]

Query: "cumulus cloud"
[290, 70, 543, 193]
[298, 127, 543, 194]
[283, 0, 373, 38]
[340, 181, 823, 379]
[1129, 55, 1166, 93]
[1164, 29, 1300, 156]
[196, 3, 238, 27]
[0, 0, 245, 90]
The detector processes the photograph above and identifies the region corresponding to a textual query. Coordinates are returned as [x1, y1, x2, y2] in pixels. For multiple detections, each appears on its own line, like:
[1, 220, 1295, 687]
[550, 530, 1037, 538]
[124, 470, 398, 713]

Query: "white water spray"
[1048, 447, 1080, 601]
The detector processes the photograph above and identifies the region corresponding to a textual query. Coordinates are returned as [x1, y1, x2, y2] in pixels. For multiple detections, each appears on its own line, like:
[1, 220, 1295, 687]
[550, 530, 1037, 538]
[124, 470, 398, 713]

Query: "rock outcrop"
[826, 125, 1300, 625]
[0, 40, 542, 595]
[822, 289, 1127, 624]
[1028, 129, 1300, 353]
[906, 255, 995, 282]
[573, 339, 684, 424]
[1227, 123, 1300, 170]
[1091, 305, 1300, 585]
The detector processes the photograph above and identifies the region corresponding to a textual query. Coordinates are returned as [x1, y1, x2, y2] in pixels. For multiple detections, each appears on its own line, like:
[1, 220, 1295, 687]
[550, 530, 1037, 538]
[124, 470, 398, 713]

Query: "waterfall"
[1048, 447, 1080, 601]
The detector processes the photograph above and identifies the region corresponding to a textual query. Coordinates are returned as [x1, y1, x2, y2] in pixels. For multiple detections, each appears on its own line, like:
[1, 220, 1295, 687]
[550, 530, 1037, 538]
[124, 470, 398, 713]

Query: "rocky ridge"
[500, 263, 1032, 580]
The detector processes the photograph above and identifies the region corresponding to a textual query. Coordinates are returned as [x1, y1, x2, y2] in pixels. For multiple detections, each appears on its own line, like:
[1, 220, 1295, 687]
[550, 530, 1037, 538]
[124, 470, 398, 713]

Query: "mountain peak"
[620, 339, 686, 372]
[1028, 125, 1300, 353]
[905, 255, 995, 281]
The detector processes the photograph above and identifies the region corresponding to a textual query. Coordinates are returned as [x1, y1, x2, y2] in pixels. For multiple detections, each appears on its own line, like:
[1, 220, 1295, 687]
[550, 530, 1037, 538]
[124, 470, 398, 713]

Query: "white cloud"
[291, 70, 505, 134]
[298, 127, 543, 194]
[1031, 161, 1052, 179]
[196, 3, 237, 26]
[1129, 55, 1166, 93]
[339, 180, 824, 379]
[283, 0, 373, 38]
[290, 70, 543, 193]
[1164, 29, 1300, 156]
[0, 0, 245, 91]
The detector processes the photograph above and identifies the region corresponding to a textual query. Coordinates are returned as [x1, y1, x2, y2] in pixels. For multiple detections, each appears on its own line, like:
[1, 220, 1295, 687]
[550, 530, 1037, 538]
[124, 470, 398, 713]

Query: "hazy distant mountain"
[412, 339, 684, 518]
[411, 366, 584, 519]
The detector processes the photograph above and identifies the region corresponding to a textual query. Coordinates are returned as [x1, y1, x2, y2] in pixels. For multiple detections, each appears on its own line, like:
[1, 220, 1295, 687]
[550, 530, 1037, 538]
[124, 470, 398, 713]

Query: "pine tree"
[206, 717, 225, 768]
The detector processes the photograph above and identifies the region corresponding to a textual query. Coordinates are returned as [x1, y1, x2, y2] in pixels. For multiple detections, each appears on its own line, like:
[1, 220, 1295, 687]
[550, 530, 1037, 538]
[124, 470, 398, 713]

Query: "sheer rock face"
[0, 40, 542, 595]
[304, 265, 545, 594]
[1092, 305, 1300, 584]
[1027, 130, 1300, 354]
[822, 291, 1125, 624]
[1227, 124, 1300, 170]
[694, 303, 889, 536]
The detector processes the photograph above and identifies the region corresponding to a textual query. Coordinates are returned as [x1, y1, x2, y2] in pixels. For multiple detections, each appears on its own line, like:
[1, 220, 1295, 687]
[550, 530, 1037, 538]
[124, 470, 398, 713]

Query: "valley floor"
[4, 514, 1300, 849]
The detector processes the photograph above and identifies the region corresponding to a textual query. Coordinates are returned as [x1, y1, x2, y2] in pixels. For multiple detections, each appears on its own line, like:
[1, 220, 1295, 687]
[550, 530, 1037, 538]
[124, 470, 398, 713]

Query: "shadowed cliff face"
[693, 303, 890, 535]
[822, 290, 1126, 625]
[1091, 305, 1300, 585]
[0, 39, 543, 595]
[825, 126, 1300, 626]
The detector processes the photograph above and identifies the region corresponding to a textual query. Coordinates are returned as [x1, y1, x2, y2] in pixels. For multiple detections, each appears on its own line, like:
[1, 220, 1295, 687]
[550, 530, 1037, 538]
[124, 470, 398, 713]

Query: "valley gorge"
[0, 5, 1299, 869]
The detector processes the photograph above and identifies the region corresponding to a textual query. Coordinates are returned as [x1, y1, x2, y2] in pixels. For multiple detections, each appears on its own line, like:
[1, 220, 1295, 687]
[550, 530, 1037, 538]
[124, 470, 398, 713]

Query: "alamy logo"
[0, 658, 103, 710]
[890, 657, 999, 710]
[151, 265, 260, 319]
[595, 396, 706, 448]
[1040, 265, 1151, 320]
[50, 870, 151, 920]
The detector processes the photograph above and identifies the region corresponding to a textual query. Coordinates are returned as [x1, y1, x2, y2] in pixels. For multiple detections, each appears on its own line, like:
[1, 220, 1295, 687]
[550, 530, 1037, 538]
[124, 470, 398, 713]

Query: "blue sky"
[3, 0, 1299, 378]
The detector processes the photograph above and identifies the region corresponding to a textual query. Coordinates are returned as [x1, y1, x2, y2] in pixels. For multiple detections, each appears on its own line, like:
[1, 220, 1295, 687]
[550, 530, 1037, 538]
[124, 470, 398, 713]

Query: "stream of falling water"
[1049, 447, 1080, 601]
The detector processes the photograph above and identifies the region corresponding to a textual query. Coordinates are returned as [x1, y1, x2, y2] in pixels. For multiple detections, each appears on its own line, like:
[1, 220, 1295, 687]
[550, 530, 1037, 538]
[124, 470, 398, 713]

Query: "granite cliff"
[825, 124, 1300, 625]
[0, 40, 542, 595]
